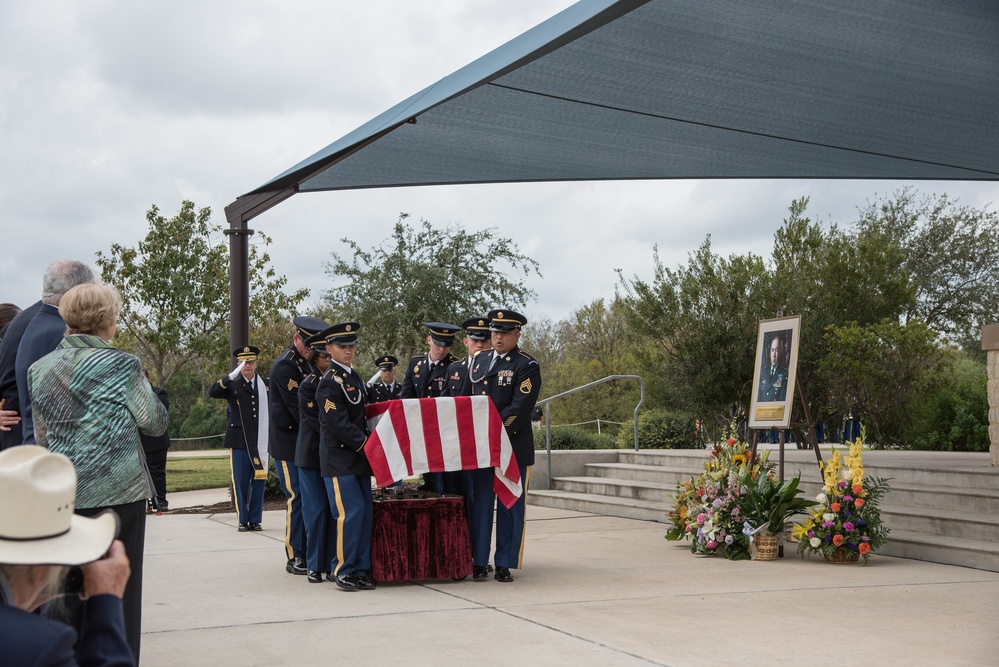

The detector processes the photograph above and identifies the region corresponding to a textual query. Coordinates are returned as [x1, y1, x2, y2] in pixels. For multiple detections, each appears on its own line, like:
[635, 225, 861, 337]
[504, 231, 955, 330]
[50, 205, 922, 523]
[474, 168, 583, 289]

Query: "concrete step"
[529, 489, 667, 522]
[618, 449, 999, 490]
[553, 476, 674, 503]
[797, 479, 999, 514]
[585, 462, 702, 484]
[878, 529, 999, 572]
[535, 449, 999, 572]
[879, 504, 999, 542]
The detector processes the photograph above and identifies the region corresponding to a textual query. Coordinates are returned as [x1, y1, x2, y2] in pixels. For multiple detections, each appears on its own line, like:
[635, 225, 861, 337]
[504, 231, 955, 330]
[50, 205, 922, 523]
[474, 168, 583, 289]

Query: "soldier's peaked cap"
[487, 309, 527, 332]
[461, 316, 491, 341]
[303, 332, 328, 351]
[321, 322, 361, 346]
[425, 322, 460, 347]
[294, 316, 330, 340]
[233, 345, 260, 360]
[375, 355, 398, 370]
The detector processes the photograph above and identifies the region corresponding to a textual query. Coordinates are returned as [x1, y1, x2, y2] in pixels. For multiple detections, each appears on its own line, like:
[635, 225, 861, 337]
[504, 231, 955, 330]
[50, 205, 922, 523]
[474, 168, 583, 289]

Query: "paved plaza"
[141, 491, 999, 666]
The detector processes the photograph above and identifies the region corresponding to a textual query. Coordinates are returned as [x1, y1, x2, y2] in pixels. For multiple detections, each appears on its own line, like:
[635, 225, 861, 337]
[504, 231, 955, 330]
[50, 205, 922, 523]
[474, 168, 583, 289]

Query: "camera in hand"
[65, 566, 84, 595]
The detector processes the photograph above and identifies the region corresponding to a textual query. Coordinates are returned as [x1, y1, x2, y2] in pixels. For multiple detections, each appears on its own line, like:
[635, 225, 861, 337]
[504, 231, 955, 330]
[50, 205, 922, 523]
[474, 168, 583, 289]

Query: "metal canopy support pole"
[222, 188, 297, 364]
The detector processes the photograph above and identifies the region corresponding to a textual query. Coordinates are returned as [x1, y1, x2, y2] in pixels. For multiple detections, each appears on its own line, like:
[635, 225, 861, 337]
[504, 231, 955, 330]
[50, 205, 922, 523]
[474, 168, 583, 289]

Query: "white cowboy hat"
[0, 445, 117, 565]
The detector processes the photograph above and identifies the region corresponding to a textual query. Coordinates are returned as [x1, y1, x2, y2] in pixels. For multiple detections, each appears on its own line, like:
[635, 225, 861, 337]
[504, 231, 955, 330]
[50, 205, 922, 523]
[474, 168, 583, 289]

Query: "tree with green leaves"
[820, 319, 945, 447]
[855, 188, 999, 347]
[618, 236, 772, 426]
[321, 213, 541, 361]
[96, 201, 308, 435]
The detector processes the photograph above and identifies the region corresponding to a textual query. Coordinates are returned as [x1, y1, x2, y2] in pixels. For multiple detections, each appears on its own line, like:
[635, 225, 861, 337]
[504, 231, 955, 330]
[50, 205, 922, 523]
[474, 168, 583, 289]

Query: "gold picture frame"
[748, 315, 800, 429]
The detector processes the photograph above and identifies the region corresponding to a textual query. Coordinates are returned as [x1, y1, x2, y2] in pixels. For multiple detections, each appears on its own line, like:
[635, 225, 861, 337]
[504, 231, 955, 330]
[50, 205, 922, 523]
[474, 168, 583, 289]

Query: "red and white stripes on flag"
[364, 396, 522, 508]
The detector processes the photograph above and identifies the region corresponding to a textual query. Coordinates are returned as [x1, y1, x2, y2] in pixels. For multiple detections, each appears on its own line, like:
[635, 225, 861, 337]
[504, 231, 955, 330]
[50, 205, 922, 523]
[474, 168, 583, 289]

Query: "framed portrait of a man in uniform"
[748, 315, 800, 429]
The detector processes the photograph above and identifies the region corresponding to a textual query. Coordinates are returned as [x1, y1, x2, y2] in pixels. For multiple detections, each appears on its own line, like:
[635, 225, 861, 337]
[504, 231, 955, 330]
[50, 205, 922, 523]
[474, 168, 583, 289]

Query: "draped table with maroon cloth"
[371, 495, 472, 581]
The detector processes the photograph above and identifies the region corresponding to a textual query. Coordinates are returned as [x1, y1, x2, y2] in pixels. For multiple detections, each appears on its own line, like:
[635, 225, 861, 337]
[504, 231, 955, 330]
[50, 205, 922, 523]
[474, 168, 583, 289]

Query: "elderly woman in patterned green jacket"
[27, 282, 167, 664]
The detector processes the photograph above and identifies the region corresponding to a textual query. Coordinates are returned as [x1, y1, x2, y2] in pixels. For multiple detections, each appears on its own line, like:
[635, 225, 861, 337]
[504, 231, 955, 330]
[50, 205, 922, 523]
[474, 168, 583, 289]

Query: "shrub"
[616, 408, 703, 449]
[536, 425, 617, 450]
[906, 358, 989, 452]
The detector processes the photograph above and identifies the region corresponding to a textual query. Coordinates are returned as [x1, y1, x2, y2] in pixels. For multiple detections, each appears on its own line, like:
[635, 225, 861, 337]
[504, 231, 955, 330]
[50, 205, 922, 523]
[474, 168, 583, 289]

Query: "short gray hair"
[41, 260, 98, 306]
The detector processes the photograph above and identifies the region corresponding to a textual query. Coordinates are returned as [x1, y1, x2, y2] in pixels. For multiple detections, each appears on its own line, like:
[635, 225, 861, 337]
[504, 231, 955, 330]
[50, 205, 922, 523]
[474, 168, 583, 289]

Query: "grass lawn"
[166, 456, 231, 493]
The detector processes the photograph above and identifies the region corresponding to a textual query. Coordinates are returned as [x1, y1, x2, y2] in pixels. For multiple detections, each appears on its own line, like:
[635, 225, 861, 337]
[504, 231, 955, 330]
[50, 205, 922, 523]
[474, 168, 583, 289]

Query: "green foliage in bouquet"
[740, 474, 817, 537]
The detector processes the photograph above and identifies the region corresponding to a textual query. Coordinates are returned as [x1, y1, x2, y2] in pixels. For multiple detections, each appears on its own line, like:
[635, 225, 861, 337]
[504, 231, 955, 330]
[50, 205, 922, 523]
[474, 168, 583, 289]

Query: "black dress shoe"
[472, 565, 490, 580]
[357, 575, 376, 590]
[494, 566, 513, 583]
[334, 573, 360, 591]
[307, 571, 325, 583]
[237, 523, 249, 532]
[249, 522, 263, 532]
[286, 557, 307, 575]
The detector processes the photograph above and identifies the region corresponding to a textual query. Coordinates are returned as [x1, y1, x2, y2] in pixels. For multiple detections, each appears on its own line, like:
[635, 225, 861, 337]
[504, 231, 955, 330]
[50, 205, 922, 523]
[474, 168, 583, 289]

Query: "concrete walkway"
[142, 496, 999, 666]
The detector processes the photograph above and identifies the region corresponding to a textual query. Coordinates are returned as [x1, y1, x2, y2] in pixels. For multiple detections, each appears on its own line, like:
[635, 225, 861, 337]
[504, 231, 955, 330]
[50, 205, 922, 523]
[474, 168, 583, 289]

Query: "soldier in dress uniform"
[295, 332, 337, 583]
[445, 317, 492, 397]
[401, 322, 460, 493]
[400, 323, 461, 400]
[445, 316, 493, 541]
[269, 316, 329, 575]
[467, 310, 541, 583]
[315, 322, 375, 591]
[367, 355, 401, 403]
[208, 346, 269, 532]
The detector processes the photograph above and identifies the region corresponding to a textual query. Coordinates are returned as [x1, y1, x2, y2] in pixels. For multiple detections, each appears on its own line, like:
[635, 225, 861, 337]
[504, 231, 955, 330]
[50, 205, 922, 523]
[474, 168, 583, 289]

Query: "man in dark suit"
[758, 333, 789, 402]
[208, 346, 269, 531]
[140, 372, 171, 512]
[367, 355, 401, 403]
[0, 260, 96, 449]
[401, 322, 460, 493]
[468, 309, 541, 583]
[268, 316, 329, 576]
[315, 322, 375, 591]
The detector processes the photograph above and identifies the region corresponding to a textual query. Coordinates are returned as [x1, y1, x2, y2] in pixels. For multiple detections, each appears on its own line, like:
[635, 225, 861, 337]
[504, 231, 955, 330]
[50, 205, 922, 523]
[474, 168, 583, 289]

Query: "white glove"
[228, 361, 246, 381]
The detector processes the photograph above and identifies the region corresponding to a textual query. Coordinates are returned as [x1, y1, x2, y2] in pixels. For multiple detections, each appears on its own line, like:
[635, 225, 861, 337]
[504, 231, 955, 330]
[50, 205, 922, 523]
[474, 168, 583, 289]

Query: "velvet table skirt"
[371, 496, 472, 581]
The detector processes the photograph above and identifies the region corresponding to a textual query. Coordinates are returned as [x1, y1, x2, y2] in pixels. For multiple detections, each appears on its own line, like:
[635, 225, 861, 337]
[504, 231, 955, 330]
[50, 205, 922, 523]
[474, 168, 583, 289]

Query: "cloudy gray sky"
[2, 0, 997, 324]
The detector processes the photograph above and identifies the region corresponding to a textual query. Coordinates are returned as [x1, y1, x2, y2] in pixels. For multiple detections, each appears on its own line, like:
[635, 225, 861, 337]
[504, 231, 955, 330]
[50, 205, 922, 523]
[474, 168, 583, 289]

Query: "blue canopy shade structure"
[223, 0, 999, 348]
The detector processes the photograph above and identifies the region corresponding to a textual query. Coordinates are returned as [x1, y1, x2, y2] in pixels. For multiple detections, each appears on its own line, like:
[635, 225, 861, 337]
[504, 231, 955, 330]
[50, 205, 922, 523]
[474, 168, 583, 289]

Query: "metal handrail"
[535, 375, 645, 488]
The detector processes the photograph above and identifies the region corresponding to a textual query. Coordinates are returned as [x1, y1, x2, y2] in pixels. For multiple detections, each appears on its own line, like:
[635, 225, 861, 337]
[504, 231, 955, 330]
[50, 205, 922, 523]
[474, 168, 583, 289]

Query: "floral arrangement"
[665, 437, 771, 560]
[793, 438, 890, 564]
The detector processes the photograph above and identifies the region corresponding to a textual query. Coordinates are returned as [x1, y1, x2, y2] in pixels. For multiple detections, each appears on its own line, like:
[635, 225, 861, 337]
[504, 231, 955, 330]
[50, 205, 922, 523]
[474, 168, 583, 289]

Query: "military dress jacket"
[295, 369, 322, 469]
[400, 353, 458, 399]
[269, 346, 310, 460]
[759, 364, 789, 402]
[367, 381, 401, 403]
[445, 356, 475, 397]
[208, 373, 269, 452]
[471, 345, 541, 467]
[316, 363, 371, 477]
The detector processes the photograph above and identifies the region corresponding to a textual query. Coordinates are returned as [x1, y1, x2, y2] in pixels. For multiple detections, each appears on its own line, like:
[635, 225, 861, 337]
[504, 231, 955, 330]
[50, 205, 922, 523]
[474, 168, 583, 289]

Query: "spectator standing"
[0, 445, 134, 667]
[140, 370, 171, 512]
[27, 283, 168, 663]
[0, 260, 96, 449]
